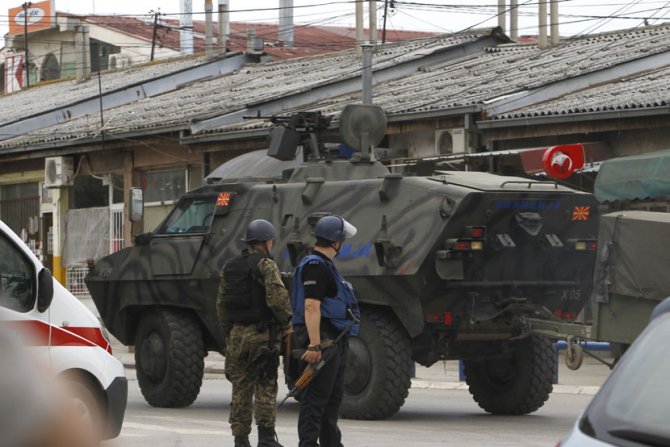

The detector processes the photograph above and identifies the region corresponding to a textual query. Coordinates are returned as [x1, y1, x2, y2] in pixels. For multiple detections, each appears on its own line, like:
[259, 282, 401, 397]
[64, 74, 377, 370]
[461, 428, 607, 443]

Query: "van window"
[156, 196, 217, 234]
[0, 235, 35, 313]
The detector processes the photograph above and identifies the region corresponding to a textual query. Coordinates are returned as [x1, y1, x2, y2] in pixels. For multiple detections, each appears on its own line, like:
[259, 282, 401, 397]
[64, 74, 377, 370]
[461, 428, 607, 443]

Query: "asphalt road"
[103, 369, 593, 447]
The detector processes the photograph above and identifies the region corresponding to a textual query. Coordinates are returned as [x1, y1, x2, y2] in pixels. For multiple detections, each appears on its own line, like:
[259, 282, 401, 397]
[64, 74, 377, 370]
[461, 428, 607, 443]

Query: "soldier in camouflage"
[217, 219, 293, 447]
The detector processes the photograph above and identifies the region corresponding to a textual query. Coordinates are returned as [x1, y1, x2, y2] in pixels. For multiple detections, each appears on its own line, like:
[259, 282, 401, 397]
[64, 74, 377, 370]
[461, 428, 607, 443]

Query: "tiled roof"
[82, 14, 436, 60]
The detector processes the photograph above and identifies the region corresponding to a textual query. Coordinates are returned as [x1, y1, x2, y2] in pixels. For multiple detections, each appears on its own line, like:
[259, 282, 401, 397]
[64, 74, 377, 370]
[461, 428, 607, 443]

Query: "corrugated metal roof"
[0, 55, 209, 128]
[200, 24, 670, 135]
[0, 30, 491, 149]
[490, 64, 670, 119]
[5, 24, 670, 149]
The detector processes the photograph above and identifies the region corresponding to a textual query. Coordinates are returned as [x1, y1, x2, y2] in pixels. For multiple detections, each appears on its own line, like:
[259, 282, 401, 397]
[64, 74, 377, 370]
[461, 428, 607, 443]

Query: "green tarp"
[595, 149, 670, 202]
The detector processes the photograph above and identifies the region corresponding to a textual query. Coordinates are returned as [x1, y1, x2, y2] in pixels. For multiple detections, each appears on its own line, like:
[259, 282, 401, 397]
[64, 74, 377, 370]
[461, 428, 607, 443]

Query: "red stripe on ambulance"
[7, 320, 111, 353]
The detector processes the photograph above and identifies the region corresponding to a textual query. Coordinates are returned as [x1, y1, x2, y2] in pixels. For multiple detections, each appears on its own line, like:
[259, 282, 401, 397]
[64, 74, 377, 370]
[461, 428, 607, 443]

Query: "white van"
[0, 219, 127, 440]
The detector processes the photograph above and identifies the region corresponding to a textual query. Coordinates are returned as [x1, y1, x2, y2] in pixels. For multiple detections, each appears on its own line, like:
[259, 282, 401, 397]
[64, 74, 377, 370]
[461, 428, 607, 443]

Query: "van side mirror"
[129, 187, 144, 223]
[37, 268, 54, 313]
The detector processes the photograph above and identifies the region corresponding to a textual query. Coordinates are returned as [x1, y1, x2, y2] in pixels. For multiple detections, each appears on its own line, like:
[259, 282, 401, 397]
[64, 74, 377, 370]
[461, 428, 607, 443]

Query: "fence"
[66, 266, 90, 296]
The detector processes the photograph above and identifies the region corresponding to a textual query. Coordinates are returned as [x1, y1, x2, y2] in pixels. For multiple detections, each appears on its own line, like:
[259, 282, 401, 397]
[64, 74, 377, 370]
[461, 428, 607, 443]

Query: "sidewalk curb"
[117, 356, 601, 395]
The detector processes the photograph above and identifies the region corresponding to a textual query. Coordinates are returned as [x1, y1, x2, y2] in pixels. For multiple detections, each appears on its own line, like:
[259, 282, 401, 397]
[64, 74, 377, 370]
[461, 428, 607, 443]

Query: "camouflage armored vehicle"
[86, 108, 599, 419]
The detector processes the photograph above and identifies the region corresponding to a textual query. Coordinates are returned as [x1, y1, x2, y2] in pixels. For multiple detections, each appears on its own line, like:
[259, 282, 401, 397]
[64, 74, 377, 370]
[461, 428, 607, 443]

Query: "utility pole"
[23, 2, 31, 88]
[382, 0, 389, 44]
[150, 10, 159, 61]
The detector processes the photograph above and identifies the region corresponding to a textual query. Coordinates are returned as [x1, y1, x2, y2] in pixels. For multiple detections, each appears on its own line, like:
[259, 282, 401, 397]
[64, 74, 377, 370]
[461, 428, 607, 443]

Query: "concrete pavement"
[80, 297, 611, 396]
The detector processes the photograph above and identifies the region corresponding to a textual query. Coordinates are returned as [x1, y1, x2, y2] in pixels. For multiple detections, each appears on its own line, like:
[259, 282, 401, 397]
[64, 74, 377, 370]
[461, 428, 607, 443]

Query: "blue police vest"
[291, 254, 360, 336]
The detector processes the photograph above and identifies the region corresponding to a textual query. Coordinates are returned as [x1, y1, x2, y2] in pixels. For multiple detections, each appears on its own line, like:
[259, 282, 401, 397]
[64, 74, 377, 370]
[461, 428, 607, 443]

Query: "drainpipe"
[361, 43, 373, 105]
[205, 0, 214, 57]
[217, 0, 229, 54]
[356, 0, 364, 56]
[82, 26, 91, 80]
[498, 0, 505, 32]
[180, 0, 194, 55]
[369, 0, 377, 48]
[550, 0, 559, 47]
[75, 26, 84, 82]
[539, 0, 548, 49]
[279, 0, 294, 47]
[510, 0, 518, 40]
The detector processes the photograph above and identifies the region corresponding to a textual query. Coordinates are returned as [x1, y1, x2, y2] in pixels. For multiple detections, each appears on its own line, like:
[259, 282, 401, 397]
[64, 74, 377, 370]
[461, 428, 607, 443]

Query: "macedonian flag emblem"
[572, 206, 590, 221]
[217, 192, 232, 207]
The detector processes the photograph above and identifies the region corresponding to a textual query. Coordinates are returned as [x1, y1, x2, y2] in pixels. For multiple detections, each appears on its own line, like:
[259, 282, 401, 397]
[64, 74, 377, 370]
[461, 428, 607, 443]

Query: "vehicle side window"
[0, 234, 36, 313]
[157, 196, 217, 234]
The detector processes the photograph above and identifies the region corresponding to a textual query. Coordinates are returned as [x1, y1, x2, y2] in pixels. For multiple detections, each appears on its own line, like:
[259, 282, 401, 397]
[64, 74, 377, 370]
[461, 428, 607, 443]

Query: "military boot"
[257, 426, 283, 447]
[234, 435, 251, 447]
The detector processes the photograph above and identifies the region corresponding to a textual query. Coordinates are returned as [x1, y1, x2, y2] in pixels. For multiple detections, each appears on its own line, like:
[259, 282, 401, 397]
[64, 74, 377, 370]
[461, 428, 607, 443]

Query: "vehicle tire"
[340, 309, 412, 420]
[63, 374, 105, 441]
[463, 335, 555, 415]
[135, 309, 205, 407]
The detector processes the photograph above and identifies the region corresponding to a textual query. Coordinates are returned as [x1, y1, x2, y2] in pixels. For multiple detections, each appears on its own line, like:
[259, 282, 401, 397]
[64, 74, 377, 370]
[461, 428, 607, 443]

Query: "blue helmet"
[314, 215, 357, 243]
[242, 219, 276, 243]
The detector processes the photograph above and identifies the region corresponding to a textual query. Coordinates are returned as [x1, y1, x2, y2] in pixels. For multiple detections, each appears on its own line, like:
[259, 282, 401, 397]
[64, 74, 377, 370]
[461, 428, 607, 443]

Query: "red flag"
[217, 192, 231, 206]
[572, 206, 590, 221]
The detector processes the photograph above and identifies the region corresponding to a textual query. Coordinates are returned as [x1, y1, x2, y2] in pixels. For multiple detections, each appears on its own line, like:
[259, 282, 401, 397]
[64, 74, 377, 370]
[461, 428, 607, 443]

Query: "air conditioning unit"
[44, 156, 74, 188]
[435, 128, 468, 155]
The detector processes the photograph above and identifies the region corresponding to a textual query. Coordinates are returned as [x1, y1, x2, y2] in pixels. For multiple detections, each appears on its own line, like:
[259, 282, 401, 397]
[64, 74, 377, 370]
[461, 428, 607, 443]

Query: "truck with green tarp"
[591, 150, 670, 353]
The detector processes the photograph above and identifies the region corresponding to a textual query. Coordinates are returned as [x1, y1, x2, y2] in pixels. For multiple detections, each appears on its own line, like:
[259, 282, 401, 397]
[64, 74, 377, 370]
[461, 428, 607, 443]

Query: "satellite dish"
[339, 105, 387, 152]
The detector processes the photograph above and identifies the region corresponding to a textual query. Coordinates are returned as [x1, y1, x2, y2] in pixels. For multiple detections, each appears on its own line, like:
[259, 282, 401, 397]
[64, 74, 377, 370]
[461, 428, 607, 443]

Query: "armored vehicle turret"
[86, 107, 598, 418]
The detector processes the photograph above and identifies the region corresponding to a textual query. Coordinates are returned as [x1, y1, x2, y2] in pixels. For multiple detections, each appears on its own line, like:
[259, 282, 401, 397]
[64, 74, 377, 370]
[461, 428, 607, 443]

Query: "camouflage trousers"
[225, 324, 281, 436]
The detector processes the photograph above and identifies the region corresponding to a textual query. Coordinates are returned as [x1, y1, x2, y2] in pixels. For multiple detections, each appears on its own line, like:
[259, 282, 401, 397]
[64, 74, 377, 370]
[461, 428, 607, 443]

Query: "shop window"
[0, 183, 40, 238]
[140, 169, 186, 204]
[41, 53, 60, 81]
[112, 173, 124, 204]
[71, 175, 108, 209]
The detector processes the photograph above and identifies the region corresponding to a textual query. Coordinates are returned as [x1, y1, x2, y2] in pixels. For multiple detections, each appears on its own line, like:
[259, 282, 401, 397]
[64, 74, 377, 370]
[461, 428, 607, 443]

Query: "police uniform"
[291, 250, 360, 447]
[217, 246, 292, 445]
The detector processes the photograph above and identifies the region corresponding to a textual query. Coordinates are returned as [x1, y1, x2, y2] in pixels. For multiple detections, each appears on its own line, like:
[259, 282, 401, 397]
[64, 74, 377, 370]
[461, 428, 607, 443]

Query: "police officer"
[291, 215, 360, 447]
[217, 219, 292, 447]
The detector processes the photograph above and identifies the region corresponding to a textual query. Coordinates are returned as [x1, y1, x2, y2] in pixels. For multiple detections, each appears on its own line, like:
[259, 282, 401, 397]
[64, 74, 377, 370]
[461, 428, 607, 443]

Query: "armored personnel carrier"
[86, 107, 598, 419]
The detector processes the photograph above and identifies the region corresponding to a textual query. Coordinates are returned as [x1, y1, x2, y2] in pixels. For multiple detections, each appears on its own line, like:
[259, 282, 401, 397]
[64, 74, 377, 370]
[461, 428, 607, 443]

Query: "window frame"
[0, 232, 37, 313]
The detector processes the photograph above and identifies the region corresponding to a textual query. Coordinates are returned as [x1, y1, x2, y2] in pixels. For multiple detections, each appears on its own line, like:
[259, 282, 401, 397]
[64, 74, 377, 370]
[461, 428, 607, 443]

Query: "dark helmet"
[314, 215, 357, 243]
[242, 219, 276, 243]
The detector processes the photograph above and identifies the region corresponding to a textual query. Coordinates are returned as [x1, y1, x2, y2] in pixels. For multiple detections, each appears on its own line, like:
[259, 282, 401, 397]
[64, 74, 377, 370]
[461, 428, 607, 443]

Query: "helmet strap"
[263, 241, 273, 259]
[331, 241, 341, 257]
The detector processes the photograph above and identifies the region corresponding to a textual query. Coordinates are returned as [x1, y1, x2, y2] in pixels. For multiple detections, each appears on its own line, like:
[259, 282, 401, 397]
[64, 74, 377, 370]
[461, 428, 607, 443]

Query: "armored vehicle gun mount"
[86, 106, 598, 418]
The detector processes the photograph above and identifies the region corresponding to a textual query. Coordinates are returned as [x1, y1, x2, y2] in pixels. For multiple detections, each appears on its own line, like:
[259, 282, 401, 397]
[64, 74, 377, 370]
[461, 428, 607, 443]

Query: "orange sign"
[8, 1, 53, 36]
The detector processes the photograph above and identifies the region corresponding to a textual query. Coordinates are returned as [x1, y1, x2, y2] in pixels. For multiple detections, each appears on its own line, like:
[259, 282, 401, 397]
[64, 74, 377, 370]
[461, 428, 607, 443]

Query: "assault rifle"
[278, 310, 359, 409]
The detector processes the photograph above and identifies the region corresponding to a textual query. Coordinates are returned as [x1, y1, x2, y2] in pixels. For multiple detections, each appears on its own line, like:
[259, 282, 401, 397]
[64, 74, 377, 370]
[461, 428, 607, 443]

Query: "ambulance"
[0, 219, 127, 440]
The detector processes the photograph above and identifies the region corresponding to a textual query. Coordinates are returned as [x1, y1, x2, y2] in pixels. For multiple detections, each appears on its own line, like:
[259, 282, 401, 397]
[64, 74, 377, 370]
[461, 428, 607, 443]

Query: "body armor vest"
[222, 250, 273, 324]
[291, 254, 360, 336]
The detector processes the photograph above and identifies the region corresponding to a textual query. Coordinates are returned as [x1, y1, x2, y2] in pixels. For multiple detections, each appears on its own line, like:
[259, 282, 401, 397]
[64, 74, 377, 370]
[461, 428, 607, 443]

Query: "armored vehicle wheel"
[463, 335, 555, 415]
[340, 309, 412, 420]
[135, 309, 205, 407]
